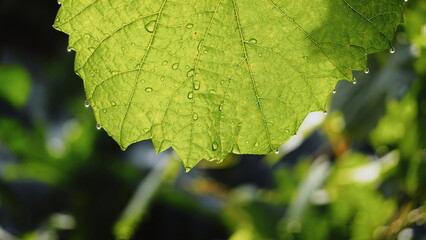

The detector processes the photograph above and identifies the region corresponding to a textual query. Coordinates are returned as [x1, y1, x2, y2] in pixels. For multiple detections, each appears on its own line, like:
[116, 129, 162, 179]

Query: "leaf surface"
[54, 0, 403, 169]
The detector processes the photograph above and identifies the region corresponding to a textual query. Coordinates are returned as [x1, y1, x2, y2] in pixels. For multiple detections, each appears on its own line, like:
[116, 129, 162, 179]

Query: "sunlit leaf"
[54, 0, 403, 169]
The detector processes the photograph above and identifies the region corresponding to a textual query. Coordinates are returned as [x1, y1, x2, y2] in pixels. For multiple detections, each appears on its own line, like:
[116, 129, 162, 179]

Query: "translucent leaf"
[54, 0, 404, 169]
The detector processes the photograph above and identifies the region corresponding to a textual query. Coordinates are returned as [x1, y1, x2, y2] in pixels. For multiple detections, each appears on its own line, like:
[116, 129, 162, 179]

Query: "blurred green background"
[1, 1, 426, 240]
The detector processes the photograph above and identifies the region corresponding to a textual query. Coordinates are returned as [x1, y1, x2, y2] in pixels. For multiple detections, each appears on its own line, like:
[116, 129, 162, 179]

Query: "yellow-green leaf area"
[54, 0, 404, 169]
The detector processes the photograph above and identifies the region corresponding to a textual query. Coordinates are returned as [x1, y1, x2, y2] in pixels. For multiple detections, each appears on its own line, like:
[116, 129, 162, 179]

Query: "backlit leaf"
[54, 0, 403, 169]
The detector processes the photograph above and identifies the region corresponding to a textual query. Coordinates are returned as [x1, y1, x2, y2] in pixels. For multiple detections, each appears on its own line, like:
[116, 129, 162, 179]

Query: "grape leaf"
[54, 0, 403, 170]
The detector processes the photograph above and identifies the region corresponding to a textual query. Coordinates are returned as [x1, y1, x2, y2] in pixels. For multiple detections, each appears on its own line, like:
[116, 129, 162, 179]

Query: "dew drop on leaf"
[203, 49, 208, 54]
[220, 80, 224, 85]
[186, 23, 194, 29]
[192, 113, 198, 120]
[102, 109, 107, 113]
[172, 63, 179, 70]
[84, 101, 90, 108]
[389, 47, 395, 54]
[193, 80, 200, 90]
[333, 89, 336, 94]
[187, 91, 193, 99]
[111, 101, 116, 106]
[364, 68, 369, 74]
[323, 111, 328, 115]
[162, 60, 168, 66]
[248, 38, 257, 44]
[145, 87, 153, 92]
[254, 141, 259, 147]
[144, 20, 156, 33]
[274, 150, 280, 154]
[209, 89, 216, 94]
[219, 103, 223, 111]
[187, 69, 195, 77]
[67, 47, 72, 52]
[212, 141, 218, 151]
[96, 124, 102, 130]
[285, 129, 290, 134]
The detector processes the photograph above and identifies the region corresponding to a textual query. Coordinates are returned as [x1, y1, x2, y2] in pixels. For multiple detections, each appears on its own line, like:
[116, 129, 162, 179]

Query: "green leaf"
[54, 0, 403, 169]
[0, 65, 31, 108]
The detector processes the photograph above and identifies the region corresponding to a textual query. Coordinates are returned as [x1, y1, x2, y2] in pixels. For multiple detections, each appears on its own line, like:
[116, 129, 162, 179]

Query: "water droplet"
[102, 109, 107, 113]
[303, 56, 308, 59]
[185, 65, 189, 69]
[84, 101, 90, 108]
[285, 129, 290, 134]
[258, 53, 262, 57]
[333, 89, 336, 94]
[88, 47, 95, 52]
[67, 47, 72, 52]
[245, 140, 249, 144]
[353, 81, 357, 85]
[187, 69, 195, 77]
[131, 43, 135, 46]
[389, 47, 395, 54]
[144, 20, 156, 33]
[192, 113, 198, 120]
[254, 142, 259, 147]
[162, 60, 168, 65]
[56, 17, 60, 22]
[274, 150, 280, 154]
[364, 68, 369, 74]
[145, 87, 153, 92]
[160, 76, 165, 81]
[220, 80, 224, 85]
[219, 103, 223, 111]
[57, 1, 62, 5]
[209, 89, 216, 94]
[193, 80, 200, 90]
[186, 23, 194, 29]
[96, 124, 102, 130]
[203, 49, 208, 54]
[187, 91, 193, 99]
[111, 101, 116, 106]
[324, 111, 328, 115]
[212, 142, 218, 151]
[404, 0, 408, 2]
[248, 38, 257, 44]
[172, 63, 179, 70]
